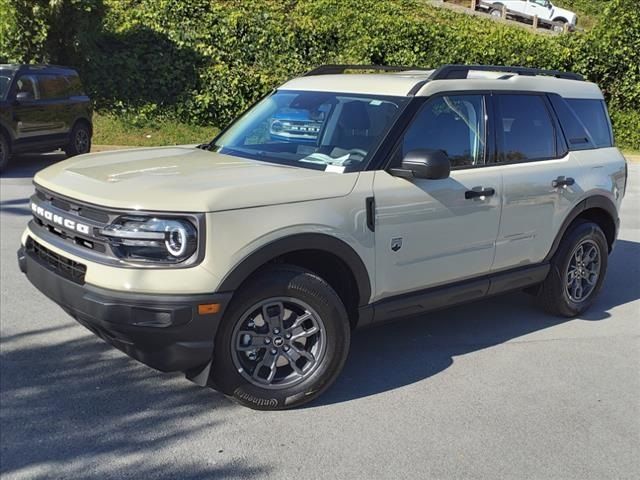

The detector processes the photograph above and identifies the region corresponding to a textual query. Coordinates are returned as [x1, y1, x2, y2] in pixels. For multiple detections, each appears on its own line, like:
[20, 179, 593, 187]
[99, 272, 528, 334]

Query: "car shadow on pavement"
[0, 330, 269, 479]
[315, 239, 640, 407]
[0, 152, 68, 180]
[0, 197, 32, 216]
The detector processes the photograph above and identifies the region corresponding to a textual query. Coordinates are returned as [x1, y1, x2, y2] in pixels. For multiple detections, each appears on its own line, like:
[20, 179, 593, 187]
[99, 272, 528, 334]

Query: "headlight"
[99, 216, 198, 264]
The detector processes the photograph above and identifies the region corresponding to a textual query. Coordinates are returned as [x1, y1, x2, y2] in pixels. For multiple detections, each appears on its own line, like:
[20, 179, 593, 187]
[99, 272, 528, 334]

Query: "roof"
[279, 65, 603, 100]
[0, 64, 78, 74]
[280, 72, 433, 97]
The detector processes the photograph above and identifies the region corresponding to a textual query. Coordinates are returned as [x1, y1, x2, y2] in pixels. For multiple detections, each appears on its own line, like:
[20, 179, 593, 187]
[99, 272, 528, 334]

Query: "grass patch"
[93, 113, 218, 147]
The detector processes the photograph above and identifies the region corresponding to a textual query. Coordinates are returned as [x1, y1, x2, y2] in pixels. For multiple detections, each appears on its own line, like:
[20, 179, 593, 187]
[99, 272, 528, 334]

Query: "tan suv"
[18, 64, 627, 410]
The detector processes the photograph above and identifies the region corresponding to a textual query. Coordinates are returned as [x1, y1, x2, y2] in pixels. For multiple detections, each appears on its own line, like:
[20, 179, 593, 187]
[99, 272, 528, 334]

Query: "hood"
[34, 146, 358, 212]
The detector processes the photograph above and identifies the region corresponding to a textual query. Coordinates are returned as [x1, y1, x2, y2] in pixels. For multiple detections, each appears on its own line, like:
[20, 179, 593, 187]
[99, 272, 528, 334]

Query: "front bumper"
[18, 245, 232, 373]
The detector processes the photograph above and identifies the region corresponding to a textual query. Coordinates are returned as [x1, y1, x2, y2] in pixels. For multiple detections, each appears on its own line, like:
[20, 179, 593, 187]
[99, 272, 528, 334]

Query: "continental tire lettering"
[234, 388, 279, 408]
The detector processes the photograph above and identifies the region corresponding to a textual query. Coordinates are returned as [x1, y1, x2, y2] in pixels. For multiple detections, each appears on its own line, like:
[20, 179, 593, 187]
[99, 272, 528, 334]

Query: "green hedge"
[1, 0, 638, 149]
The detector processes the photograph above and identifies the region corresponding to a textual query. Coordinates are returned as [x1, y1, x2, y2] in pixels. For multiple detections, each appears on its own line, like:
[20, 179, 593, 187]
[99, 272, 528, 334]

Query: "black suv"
[0, 64, 92, 172]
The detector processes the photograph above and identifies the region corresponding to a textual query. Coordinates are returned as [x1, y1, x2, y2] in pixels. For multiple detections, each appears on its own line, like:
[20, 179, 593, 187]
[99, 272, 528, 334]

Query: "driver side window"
[400, 94, 486, 168]
[15, 75, 40, 100]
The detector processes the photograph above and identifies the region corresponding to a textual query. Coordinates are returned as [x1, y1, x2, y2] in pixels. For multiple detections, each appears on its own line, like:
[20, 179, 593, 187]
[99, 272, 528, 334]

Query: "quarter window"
[402, 95, 486, 168]
[566, 99, 613, 148]
[495, 94, 556, 162]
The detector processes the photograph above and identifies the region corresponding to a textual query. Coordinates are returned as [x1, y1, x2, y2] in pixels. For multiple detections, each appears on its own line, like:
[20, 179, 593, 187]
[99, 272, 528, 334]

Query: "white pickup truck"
[484, 0, 578, 31]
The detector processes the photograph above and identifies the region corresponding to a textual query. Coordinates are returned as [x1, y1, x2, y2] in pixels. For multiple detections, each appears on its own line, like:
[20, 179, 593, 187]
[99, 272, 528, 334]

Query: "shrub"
[0, 0, 637, 149]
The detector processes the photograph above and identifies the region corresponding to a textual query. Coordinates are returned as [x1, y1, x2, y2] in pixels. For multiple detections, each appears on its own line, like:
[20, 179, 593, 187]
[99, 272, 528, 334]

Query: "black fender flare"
[0, 120, 14, 144]
[70, 115, 93, 135]
[218, 233, 372, 306]
[544, 195, 618, 262]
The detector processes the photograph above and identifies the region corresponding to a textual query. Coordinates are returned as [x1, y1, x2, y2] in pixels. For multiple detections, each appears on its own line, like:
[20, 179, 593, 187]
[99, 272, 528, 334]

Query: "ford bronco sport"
[0, 64, 92, 172]
[17, 64, 626, 410]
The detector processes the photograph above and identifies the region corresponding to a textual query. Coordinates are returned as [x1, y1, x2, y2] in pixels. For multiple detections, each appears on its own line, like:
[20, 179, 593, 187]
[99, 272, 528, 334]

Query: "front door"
[526, 0, 552, 20]
[11, 73, 52, 141]
[373, 94, 502, 300]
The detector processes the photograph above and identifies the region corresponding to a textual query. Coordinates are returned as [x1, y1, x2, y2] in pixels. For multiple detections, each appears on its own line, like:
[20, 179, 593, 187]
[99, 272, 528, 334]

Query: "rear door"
[35, 73, 70, 135]
[373, 93, 503, 300]
[491, 93, 581, 270]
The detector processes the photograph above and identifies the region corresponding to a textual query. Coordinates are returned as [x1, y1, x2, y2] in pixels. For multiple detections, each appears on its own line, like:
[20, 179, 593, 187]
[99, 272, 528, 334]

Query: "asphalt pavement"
[1, 153, 639, 479]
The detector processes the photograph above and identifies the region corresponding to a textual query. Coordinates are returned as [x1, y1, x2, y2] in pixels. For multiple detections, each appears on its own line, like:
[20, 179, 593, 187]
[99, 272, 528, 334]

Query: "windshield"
[211, 90, 409, 172]
[0, 70, 14, 100]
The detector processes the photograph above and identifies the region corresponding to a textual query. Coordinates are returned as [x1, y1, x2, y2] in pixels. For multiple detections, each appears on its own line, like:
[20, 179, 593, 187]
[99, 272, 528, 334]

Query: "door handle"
[465, 187, 495, 199]
[552, 176, 575, 188]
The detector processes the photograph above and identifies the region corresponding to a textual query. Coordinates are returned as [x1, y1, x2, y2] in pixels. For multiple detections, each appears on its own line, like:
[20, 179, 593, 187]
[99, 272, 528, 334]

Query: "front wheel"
[490, 6, 504, 18]
[64, 122, 92, 157]
[537, 221, 608, 317]
[211, 266, 351, 410]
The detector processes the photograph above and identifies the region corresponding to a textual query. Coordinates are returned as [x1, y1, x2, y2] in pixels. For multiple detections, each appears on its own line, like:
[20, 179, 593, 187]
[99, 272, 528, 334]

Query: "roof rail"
[303, 64, 431, 76]
[17, 64, 77, 72]
[430, 64, 584, 81]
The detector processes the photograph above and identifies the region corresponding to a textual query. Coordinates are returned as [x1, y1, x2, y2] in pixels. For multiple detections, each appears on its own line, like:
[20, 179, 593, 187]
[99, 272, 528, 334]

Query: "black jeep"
[0, 64, 92, 172]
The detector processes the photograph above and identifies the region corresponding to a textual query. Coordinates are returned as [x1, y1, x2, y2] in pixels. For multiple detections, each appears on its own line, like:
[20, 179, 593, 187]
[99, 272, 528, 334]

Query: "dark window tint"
[548, 94, 592, 149]
[496, 95, 555, 162]
[65, 74, 83, 96]
[567, 99, 612, 148]
[38, 74, 69, 99]
[402, 95, 486, 168]
[15, 75, 40, 100]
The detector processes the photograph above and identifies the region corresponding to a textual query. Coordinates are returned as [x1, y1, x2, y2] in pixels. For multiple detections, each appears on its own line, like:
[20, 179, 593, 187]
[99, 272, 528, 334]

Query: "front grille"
[26, 237, 87, 284]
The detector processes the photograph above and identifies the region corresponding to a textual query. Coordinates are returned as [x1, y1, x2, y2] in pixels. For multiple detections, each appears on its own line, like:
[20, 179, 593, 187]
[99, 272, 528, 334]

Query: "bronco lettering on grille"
[31, 203, 91, 235]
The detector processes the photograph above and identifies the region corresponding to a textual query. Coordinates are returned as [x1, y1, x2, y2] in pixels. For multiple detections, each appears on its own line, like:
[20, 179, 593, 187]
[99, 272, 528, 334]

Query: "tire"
[537, 221, 608, 317]
[490, 6, 504, 18]
[552, 21, 566, 33]
[211, 265, 350, 410]
[0, 132, 10, 173]
[64, 122, 92, 157]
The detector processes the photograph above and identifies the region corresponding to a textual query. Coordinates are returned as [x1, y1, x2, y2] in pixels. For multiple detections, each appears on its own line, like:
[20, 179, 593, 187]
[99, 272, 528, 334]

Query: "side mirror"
[391, 149, 451, 180]
[15, 91, 33, 102]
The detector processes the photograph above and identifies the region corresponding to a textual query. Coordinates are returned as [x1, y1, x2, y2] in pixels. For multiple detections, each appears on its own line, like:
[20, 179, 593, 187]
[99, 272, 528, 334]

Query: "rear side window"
[566, 99, 613, 148]
[38, 74, 69, 99]
[495, 94, 556, 162]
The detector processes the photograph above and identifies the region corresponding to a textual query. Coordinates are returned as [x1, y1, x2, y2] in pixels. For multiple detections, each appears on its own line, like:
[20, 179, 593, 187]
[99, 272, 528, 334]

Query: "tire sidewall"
[211, 267, 350, 410]
[551, 221, 608, 315]
[66, 123, 92, 156]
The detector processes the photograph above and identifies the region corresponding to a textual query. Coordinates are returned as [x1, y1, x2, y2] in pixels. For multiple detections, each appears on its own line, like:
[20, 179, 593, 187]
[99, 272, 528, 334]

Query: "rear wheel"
[0, 133, 10, 173]
[537, 221, 608, 317]
[64, 122, 91, 157]
[211, 266, 350, 410]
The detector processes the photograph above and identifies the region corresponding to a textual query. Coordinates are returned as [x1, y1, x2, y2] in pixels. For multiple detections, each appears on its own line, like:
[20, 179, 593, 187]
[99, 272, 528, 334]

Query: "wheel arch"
[0, 122, 12, 145]
[552, 16, 568, 23]
[545, 195, 618, 262]
[70, 116, 93, 136]
[217, 233, 372, 328]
